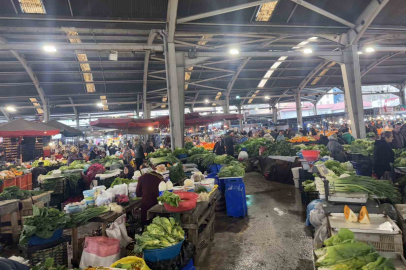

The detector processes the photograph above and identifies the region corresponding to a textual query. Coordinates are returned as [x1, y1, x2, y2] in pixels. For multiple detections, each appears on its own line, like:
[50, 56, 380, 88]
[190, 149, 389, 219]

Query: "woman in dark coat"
[136, 171, 164, 225]
[373, 131, 394, 179]
[212, 137, 226, 155]
[121, 164, 134, 179]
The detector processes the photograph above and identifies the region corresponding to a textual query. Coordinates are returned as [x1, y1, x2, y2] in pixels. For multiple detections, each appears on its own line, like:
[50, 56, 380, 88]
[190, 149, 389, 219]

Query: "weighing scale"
[313, 164, 382, 214]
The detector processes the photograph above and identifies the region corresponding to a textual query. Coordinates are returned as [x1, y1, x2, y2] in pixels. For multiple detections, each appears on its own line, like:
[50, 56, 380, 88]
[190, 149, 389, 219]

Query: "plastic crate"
[330, 229, 403, 254]
[224, 178, 247, 218]
[16, 174, 29, 190]
[28, 229, 64, 246]
[40, 177, 66, 195]
[181, 259, 195, 270]
[3, 178, 17, 188]
[351, 161, 373, 176]
[299, 169, 315, 180]
[300, 191, 320, 206]
[215, 177, 226, 193]
[351, 154, 373, 164]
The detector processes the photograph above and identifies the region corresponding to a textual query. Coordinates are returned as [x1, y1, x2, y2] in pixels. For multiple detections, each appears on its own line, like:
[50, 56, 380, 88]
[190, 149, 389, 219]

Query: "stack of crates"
[224, 178, 247, 218]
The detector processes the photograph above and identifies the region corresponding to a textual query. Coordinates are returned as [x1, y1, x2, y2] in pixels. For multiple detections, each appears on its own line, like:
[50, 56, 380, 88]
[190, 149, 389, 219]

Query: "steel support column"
[295, 93, 303, 129]
[272, 106, 277, 124]
[223, 95, 231, 128]
[43, 99, 50, 122]
[144, 103, 152, 119]
[313, 102, 317, 116]
[136, 95, 140, 117]
[340, 45, 365, 139]
[237, 105, 243, 131]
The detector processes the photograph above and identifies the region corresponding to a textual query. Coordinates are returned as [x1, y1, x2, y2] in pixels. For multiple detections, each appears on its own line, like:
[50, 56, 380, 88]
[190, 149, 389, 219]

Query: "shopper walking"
[135, 142, 144, 170]
[391, 123, 405, 149]
[341, 128, 355, 145]
[145, 141, 155, 154]
[225, 132, 235, 156]
[327, 134, 346, 162]
[122, 145, 133, 165]
[213, 137, 226, 155]
[374, 131, 394, 179]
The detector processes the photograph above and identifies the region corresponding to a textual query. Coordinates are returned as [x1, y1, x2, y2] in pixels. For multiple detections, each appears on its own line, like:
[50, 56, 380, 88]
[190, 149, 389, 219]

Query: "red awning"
[90, 118, 159, 129]
[154, 112, 201, 126]
[0, 119, 60, 137]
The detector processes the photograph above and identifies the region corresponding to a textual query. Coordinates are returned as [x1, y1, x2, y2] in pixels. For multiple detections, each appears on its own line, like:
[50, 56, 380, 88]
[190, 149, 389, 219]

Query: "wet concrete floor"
[195, 172, 314, 270]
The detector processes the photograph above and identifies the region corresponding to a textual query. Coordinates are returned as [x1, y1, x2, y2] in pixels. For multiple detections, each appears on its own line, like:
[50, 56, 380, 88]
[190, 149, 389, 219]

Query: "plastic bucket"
[302, 150, 320, 162]
[293, 178, 300, 188]
[164, 192, 198, 212]
[291, 167, 301, 179]
[143, 239, 184, 262]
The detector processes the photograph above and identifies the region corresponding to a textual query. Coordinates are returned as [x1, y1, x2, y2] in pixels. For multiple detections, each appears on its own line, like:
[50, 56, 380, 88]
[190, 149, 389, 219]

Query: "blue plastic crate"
[28, 229, 63, 246]
[143, 239, 184, 262]
[182, 259, 195, 270]
[177, 154, 188, 159]
[215, 177, 225, 193]
[224, 178, 247, 218]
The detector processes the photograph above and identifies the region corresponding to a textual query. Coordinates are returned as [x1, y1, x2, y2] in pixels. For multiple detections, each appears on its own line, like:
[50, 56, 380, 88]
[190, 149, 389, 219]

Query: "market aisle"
[195, 172, 314, 270]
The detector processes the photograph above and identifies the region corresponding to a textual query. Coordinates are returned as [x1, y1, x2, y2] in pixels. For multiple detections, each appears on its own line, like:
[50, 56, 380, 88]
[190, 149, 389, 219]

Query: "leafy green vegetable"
[218, 161, 245, 178]
[134, 216, 184, 252]
[214, 155, 235, 165]
[349, 139, 374, 156]
[362, 256, 395, 270]
[195, 186, 208, 193]
[185, 142, 194, 150]
[303, 180, 316, 192]
[69, 206, 108, 226]
[324, 228, 355, 247]
[31, 257, 79, 270]
[0, 186, 43, 201]
[111, 177, 137, 187]
[147, 148, 172, 159]
[173, 147, 188, 156]
[168, 163, 185, 184]
[157, 191, 181, 207]
[20, 206, 71, 245]
[187, 146, 208, 156]
[64, 172, 81, 190]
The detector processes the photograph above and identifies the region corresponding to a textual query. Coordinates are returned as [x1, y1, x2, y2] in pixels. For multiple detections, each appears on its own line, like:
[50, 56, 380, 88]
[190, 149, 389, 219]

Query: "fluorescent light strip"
[255, 2, 278, 22]
[311, 61, 336, 85]
[18, 0, 46, 14]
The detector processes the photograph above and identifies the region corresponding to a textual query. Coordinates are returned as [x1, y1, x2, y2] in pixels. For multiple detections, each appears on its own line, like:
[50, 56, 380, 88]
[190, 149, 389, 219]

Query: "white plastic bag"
[112, 184, 128, 197]
[79, 237, 120, 268]
[238, 150, 249, 161]
[95, 190, 113, 206]
[128, 183, 138, 199]
[106, 214, 133, 248]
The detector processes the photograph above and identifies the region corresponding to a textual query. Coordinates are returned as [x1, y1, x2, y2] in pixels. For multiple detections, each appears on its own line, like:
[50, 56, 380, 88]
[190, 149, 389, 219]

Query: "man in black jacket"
[225, 132, 235, 157]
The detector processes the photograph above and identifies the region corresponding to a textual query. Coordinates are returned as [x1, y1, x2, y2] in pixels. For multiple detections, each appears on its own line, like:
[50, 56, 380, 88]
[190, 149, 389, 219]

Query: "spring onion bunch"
[329, 176, 401, 203]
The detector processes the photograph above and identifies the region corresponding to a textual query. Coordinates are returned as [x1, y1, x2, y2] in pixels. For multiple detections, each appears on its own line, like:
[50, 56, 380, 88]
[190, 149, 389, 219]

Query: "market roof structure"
[0, 0, 405, 140]
[44, 119, 83, 137]
[0, 118, 60, 137]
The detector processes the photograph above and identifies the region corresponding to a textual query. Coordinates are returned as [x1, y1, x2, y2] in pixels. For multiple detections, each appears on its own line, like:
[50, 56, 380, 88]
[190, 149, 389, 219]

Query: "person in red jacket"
[136, 171, 164, 225]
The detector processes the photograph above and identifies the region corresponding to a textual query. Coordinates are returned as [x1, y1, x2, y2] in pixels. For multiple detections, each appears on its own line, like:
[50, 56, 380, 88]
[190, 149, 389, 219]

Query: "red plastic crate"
[15, 176, 22, 188]
[27, 173, 32, 186]
[3, 178, 17, 188]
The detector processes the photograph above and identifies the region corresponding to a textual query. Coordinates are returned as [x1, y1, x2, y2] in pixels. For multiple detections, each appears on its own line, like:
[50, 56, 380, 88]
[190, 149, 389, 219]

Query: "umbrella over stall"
[0, 119, 60, 137]
[44, 120, 83, 137]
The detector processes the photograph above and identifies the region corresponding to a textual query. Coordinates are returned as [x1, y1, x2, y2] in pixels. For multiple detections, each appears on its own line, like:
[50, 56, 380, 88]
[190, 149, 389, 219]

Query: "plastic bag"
[106, 214, 132, 248]
[238, 151, 248, 161]
[112, 183, 128, 197]
[128, 183, 138, 200]
[79, 237, 120, 268]
[111, 256, 150, 270]
[95, 190, 113, 206]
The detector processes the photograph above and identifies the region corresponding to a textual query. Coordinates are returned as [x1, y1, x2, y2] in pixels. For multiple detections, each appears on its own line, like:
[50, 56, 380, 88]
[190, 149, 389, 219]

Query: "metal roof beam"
[289, 0, 355, 28]
[68, 97, 77, 117]
[360, 51, 402, 77]
[0, 44, 163, 52]
[194, 51, 342, 57]
[177, 0, 276, 24]
[298, 60, 330, 92]
[143, 30, 159, 119]
[348, 0, 390, 45]
[0, 108, 10, 121]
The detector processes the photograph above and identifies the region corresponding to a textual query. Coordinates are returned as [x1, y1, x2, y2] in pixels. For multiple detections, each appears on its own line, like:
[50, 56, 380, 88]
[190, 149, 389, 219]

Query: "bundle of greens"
[187, 146, 208, 156]
[236, 138, 268, 157]
[349, 139, 374, 156]
[315, 228, 395, 270]
[218, 161, 245, 178]
[134, 216, 184, 252]
[185, 142, 194, 150]
[302, 180, 316, 192]
[111, 177, 137, 187]
[69, 206, 108, 226]
[0, 186, 43, 201]
[147, 148, 172, 159]
[168, 163, 185, 184]
[394, 151, 406, 167]
[64, 172, 81, 189]
[20, 206, 71, 245]
[315, 160, 354, 176]
[157, 191, 181, 207]
[173, 147, 188, 156]
[149, 154, 179, 166]
[366, 132, 376, 138]
[329, 175, 401, 203]
[214, 155, 236, 165]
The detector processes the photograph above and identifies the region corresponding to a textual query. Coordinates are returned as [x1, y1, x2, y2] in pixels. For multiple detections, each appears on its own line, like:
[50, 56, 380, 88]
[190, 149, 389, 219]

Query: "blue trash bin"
[224, 178, 247, 218]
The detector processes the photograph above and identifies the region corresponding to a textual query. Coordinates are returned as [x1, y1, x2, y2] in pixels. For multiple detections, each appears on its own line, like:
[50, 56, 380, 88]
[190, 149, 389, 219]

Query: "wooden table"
[0, 199, 20, 243]
[70, 199, 142, 266]
[147, 189, 220, 256]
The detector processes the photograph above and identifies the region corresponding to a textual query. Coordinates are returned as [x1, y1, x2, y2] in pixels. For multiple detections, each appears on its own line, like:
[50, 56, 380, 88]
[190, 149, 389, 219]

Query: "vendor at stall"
[341, 127, 355, 144]
[136, 171, 164, 225]
[31, 162, 47, 188]
[145, 141, 155, 154]
[135, 142, 144, 170]
[276, 130, 285, 141]
[225, 132, 235, 156]
[327, 134, 346, 162]
[67, 146, 82, 165]
[318, 134, 329, 146]
[121, 164, 135, 179]
[373, 131, 394, 179]
[213, 136, 226, 155]
[89, 147, 100, 161]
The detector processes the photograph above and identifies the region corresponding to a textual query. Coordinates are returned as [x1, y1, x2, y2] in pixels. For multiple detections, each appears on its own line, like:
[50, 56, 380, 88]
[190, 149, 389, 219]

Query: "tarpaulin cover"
[154, 112, 201, 126]
[0, 118, 60, 137]
[45, 120, 83, 137]
[185, 114, 243, 126]
[90, 118, 159, 129]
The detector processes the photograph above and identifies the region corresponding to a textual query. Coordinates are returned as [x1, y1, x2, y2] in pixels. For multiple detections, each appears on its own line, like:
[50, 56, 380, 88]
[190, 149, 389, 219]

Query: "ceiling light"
[303, 48, 313, 54]
[358, 51, 363, 55]
[265, 96, 270, 99]
[292, 46, 300, 49]
[309, 37, 318, 40]
[43, 45, 56, 52]
[236, 96, 240, 99]
[97, 103, 104, 107]
[229, 49, 240, 55]
[365, 47, 375, 53]
[148, 126, 153, 131]
[205, 99, 209, 103]
[6, 106, 16, 112]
